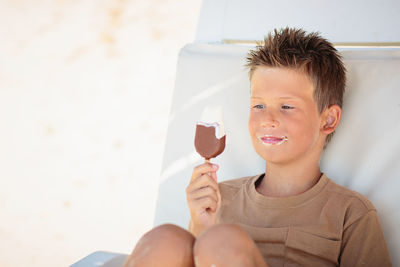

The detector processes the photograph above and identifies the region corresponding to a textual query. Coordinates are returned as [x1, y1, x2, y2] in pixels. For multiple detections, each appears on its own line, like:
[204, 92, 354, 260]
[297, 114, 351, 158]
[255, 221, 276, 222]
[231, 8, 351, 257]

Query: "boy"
[125, 28, 392, 266]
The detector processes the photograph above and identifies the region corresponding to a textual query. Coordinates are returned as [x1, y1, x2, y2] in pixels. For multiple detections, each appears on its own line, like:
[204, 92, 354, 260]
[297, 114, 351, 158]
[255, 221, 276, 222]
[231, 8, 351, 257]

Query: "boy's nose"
[261, 111, 280, 128]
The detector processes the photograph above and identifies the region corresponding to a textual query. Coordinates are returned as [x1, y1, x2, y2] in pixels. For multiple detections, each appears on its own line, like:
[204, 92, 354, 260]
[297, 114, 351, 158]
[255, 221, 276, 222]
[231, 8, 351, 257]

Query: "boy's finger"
[197, 196, 218, 212]
[191, 163, 219, 182]
[190, 186, 218, 203]
[210, 171, 217, 182]
[216, 185, 222, 209]
[189, 174, 219, 193]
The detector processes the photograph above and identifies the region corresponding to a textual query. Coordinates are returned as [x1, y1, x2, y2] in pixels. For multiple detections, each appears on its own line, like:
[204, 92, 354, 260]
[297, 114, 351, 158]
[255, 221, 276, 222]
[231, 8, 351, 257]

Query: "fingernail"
[212, 164, 218, 170]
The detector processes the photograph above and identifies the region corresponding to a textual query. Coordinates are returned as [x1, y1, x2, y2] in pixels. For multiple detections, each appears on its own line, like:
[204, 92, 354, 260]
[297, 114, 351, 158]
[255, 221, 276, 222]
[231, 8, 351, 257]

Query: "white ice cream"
[197, 106, 226, 139]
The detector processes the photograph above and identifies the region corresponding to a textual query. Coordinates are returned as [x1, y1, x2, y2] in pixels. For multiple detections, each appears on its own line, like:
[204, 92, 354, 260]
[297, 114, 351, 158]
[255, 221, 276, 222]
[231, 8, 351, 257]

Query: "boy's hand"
[186, 163, 221, 237]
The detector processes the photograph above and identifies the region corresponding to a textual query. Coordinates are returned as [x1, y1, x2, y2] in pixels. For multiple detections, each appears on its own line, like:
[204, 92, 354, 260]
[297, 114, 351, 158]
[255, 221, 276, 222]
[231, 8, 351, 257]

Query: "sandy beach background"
[0, 1, 202, 266]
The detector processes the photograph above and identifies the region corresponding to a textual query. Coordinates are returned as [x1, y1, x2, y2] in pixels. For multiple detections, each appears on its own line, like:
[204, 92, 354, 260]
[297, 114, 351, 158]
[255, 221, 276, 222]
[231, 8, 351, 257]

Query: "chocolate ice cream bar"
[194, 106, 226, 160]
[195, 122, 226, 160]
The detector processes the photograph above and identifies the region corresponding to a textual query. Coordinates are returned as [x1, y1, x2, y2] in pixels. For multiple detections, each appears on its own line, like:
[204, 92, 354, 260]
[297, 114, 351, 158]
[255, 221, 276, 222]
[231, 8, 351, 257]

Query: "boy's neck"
[257, 160, 322, 198]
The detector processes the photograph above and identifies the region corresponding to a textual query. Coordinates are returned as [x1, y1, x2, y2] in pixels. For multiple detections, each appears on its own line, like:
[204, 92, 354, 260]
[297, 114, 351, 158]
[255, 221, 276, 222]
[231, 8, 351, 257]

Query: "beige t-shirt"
[218, 173, 392, 267]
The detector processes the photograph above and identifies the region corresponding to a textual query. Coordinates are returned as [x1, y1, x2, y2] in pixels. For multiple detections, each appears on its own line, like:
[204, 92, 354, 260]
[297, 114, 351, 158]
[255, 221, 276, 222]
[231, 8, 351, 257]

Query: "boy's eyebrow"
[250, 96, 302, 101]
[279, 96, 299, 100]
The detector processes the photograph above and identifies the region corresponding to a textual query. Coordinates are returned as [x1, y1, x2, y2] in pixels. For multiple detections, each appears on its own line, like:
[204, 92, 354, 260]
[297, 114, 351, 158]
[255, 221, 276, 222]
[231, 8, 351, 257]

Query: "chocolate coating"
[194, 124, 226, 160]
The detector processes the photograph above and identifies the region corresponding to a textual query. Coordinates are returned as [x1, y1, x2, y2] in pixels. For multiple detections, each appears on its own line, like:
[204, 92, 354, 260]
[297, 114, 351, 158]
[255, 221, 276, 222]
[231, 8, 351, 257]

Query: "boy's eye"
[253, 104, 265, 109]
[281, 105, 294, 110]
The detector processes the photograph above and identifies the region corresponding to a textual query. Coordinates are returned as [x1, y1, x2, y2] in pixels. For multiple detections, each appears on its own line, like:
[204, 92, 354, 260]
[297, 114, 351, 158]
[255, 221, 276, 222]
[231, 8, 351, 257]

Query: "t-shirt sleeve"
[339, 210, 392, 267]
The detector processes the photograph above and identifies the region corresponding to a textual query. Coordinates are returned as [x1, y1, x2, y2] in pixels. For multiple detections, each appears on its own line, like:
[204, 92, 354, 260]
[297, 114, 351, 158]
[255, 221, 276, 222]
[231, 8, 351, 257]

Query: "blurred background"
[0, 0, 202, 266]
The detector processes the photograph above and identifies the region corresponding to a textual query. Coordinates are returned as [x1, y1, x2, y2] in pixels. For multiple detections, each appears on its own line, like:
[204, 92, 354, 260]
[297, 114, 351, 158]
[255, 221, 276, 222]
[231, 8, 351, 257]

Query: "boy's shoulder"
[219, 175, 255, 188]
[324, 176, 378, 228]
[325, 177, 376, 211]
[218, 174, 259, 200]
[219, 174, 260, 191]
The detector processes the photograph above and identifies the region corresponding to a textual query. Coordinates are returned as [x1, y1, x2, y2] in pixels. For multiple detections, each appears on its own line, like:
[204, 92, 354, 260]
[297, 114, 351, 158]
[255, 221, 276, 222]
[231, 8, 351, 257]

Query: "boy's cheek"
[248, 117, 257, 135]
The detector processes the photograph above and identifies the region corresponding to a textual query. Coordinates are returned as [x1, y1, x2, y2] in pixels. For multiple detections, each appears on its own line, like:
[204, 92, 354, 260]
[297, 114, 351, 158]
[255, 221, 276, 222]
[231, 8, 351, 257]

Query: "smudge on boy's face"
[248, 67, 325, 164]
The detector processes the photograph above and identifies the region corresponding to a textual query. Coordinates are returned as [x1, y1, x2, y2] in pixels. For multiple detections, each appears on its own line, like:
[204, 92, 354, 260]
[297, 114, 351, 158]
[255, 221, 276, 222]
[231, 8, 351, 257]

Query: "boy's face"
[248, 67, 326, 164]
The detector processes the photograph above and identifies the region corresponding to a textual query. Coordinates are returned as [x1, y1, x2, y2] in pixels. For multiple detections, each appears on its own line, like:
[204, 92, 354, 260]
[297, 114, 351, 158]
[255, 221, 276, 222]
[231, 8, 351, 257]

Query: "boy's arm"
[186, 163, 221, 238]
[339, 210, 392, 267]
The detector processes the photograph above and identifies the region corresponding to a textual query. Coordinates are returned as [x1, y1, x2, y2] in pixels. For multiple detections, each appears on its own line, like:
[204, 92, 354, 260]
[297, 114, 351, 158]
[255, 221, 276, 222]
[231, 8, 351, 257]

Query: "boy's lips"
[258, 135, 288, 145]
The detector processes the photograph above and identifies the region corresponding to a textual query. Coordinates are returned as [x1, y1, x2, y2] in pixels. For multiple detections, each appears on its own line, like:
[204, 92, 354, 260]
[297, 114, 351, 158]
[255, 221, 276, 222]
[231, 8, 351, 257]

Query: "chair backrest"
[195, 0, 400, 44]
[154, 43, 400, 266]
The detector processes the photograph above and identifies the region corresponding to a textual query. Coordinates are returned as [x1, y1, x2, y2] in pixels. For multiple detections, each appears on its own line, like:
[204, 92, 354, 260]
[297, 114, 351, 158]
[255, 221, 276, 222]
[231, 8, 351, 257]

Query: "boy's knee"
[125, 224, 195, 267]
[194, 223, 256, 266]
[145, 223, 195, 245]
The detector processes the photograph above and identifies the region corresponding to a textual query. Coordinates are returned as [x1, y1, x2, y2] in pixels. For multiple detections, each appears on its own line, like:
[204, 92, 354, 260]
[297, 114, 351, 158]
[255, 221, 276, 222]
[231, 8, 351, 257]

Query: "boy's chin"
[255, 149, 290, 164]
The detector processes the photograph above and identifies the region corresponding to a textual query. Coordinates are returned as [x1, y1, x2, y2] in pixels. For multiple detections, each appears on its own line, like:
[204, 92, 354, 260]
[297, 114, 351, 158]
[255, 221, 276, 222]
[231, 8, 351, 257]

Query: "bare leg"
[124, 224, 195, 267]
[193, 223, 268, 267]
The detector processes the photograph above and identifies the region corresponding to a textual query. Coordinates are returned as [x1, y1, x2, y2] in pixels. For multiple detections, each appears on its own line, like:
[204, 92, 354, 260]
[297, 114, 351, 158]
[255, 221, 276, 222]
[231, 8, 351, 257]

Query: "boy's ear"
[322, 105, 342, 134]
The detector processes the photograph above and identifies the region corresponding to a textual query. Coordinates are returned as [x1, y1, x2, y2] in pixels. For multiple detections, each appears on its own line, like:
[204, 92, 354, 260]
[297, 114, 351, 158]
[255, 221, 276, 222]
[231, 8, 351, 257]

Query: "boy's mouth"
[258, 135, 288, 145]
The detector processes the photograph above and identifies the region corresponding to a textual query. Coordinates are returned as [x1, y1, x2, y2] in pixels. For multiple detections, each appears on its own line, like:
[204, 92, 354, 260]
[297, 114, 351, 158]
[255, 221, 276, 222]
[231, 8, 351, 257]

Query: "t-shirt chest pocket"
[284, 227, 341, 266]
